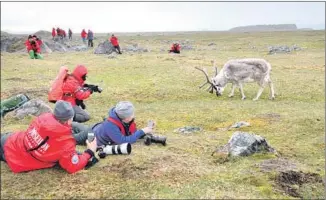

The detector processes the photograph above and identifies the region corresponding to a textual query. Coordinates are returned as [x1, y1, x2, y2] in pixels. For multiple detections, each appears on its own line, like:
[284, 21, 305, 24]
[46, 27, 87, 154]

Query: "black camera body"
[84, 84, 103, 93]
[144, 134, 167, 146]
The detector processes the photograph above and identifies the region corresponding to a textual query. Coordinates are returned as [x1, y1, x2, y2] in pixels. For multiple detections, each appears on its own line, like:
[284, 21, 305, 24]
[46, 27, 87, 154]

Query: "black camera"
[97, 87, 103, 93]
[144, 134, 167, 146]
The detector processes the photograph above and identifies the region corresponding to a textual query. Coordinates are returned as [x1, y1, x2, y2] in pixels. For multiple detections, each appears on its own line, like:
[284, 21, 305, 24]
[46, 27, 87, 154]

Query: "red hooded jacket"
[81, 30, 87, 38]
[62, 65, 91, 106]
[52, 28, 56, 37]
[110, 36, 119, 46]
[3, 113, 92, 173]
[25, 40, 41, 53]
[171, 44, 181, 51]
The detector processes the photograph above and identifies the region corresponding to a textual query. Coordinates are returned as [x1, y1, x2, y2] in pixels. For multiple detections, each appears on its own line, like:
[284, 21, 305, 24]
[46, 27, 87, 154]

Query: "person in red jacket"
[0, 100, 98, 174]
[110, 34, 122, 54]
[169, 42, 181, 54]
[25, 35, 43, 59]
[52, 28, 56, 40]
[32, 35, 43, 48]
[81, 29, 87, 44]
[62, 65, 100, 123]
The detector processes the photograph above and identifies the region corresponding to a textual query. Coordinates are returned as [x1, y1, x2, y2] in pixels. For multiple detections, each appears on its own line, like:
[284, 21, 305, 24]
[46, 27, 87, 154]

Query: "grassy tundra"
[1, 30, 324, 199]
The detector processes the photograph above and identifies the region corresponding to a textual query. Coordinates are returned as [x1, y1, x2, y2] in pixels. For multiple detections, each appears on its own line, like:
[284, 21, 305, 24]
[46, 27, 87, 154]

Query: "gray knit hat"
[54, 100, 74, 121]
[115, 101, 135, 119]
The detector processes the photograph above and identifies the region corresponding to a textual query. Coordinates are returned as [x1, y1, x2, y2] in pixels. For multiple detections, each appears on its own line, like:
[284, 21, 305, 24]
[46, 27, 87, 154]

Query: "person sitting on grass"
[25, 35, 43, 59]
[169, 42, 181, 54]
[0, 100, 97, 174]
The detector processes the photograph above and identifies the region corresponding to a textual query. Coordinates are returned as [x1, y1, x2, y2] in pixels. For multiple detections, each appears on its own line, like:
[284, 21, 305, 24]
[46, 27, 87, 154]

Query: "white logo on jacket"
[71, 154, 79, 164]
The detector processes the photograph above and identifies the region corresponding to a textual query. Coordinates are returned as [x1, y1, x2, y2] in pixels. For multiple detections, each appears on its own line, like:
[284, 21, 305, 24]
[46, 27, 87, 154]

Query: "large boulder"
[213, 131, 276, 157]
[33, 30, 52, 39]
[43, 41, 67, 52]
[1, 34, 26, 53]
[94, 41, 115, 54]
[125, 44, 149, 53]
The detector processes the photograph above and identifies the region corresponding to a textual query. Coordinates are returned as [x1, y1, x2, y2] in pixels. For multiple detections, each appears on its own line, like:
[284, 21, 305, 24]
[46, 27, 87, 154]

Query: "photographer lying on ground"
[72, 101, 167, 149]
[0, 101, 97, 174]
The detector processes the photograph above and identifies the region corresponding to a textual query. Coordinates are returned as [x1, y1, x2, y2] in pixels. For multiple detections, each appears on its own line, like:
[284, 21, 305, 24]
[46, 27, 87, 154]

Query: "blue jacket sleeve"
[108, 125, 145, 144]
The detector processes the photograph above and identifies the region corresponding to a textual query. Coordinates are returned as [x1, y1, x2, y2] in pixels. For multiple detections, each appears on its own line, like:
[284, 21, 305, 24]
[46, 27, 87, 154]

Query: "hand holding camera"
[86, 132, 97, 153]
[84, 84, 103, 93]
[142, 120, 167, 146]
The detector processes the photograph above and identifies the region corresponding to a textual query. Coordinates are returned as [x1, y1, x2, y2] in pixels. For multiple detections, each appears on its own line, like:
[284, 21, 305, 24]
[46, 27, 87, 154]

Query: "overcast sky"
[1, 2, 325, 33]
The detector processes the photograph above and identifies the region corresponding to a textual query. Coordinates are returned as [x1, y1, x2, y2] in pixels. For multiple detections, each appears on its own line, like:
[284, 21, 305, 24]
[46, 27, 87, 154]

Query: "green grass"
[1, 30, 325, 199]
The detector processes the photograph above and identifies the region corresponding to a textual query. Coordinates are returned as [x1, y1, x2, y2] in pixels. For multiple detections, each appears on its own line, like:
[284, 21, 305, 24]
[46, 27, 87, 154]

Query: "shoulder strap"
[27, 136, 49, 152]
[107, 117, 126, 135]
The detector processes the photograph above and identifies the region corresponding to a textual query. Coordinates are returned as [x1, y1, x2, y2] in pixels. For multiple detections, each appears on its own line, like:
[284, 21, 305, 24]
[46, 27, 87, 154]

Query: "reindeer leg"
[239, 83, 246, 100]
[253, 80, 268, 101]
[268, 78, 275, 100]
[228, 84, 236, 98]
[253, 87, 265, 101]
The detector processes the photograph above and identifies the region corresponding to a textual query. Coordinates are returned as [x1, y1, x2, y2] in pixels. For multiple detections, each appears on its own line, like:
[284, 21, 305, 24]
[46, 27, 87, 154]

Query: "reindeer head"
[195, 60, 223, 96]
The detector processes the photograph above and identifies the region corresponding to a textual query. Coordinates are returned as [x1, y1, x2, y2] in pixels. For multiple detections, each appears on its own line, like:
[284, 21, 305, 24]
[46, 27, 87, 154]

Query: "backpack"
[48, 66, 69, 103]
[0, 94, 30, 117]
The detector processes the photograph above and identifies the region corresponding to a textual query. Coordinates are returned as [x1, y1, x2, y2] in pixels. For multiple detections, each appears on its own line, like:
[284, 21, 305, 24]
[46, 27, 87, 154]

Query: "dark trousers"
[88, 39, 93, 47]
[72, 122, 100, 145]
[73, 105, 90, 123]
[1, 132, 13, 162]
[114, 45, 122, 54]
[169, 50, 180, 54]
[69, 35, 72, 40]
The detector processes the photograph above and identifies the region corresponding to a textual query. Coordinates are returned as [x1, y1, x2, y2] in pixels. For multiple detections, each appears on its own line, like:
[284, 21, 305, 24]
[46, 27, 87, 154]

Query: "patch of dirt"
[1, 88, 48, 99]
[101, 155, 200, 180]
[258, 158, 297, 172]
[274, 170, 323, 198]
[256, 113, 281, 122]
[5, 77, 28, 81]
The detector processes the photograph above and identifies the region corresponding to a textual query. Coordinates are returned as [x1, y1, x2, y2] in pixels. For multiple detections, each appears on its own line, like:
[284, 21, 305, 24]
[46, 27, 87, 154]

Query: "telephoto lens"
[97, 87, 103, 93]
[143, 134, 167, 146]
[151, 135, 167, 146]
[97, 146, 106, 159]
[97, 143, 132, 158]
[144, 135, 152, 146]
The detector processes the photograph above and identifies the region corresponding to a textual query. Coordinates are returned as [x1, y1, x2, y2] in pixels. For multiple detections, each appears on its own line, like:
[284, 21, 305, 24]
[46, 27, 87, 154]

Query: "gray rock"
[94, 40, 115, 54]
[182, 45, 193, 50]
[108, 52, 117, 59]
[208, 43, 216, 46]
[10, 99, 52, 120]
[71, 45, 88, 52]
[230, 121, 250, 128]
[174, 126, 203, 134]
[40, 43, 52, 53]
[125, 44, 149, 53]
[213, 131, 276, 157]
[268, 45, 302, 54]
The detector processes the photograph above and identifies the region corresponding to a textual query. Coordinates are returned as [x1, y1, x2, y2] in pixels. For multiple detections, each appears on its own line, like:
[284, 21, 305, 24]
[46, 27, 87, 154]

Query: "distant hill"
[229, 24, 298, 32]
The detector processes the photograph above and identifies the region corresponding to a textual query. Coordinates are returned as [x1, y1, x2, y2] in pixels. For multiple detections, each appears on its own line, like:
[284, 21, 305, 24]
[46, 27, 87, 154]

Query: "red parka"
[52, 28, 56, 37]
[3, 113, 92, 174]
[110, 36, 119, 46]
[81, 30, 87, 38]
[25, 40, 41, 53]
[61, 65, 91, 106]
[171, 43, 181, 51]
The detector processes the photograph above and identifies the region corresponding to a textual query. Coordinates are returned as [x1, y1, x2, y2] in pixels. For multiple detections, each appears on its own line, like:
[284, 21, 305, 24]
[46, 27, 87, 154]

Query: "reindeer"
[195, 59, 275, 101]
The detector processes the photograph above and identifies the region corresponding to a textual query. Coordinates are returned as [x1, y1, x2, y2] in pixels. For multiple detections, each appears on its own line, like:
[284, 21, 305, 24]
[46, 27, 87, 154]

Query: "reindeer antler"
[195, 67, 214, 93]
[211, 60, 218, 77]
